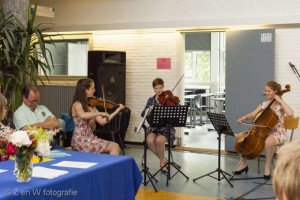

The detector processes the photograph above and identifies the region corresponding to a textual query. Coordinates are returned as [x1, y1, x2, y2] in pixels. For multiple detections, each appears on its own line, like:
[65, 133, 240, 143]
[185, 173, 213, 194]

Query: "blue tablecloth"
[0, 150, 142, 200]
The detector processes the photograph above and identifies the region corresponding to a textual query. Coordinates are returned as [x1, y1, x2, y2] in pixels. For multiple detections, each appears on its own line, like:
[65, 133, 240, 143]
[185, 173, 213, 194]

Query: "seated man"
[13, 85, 59, 131]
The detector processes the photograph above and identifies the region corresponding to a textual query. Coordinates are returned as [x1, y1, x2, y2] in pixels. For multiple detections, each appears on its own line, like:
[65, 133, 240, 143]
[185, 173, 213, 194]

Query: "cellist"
[234, 81, 294, 179]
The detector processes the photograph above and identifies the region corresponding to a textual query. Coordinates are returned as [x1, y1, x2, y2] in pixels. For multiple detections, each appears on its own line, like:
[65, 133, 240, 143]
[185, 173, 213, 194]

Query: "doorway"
[182, 32, 226, 150]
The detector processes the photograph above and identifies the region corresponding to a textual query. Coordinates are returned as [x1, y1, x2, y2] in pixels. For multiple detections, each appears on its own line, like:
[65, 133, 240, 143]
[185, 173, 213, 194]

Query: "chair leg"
[111, 132, 125, 155]
[257, 155, 261, 174]
[111, 132, 115, 141]
[117, 133, 125, 155]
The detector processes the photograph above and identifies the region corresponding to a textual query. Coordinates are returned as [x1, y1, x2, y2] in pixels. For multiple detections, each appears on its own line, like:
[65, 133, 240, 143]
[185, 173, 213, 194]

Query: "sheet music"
[52, 161, 98, 169]
[46, 150, 72, 158]
[32, 166, 69, 179]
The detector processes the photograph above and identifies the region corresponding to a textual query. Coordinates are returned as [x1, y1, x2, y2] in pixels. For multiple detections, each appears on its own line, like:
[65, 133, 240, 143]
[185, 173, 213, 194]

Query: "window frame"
[38, 33, 93, 85]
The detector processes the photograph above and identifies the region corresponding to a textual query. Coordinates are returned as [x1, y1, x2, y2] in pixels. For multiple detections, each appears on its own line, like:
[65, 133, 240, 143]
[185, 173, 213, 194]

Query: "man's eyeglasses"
[27, 99, 39, 104]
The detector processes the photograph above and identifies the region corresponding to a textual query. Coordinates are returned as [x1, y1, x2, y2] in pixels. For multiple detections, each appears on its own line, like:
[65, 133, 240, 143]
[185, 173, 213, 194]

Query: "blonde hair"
[273, 139, 300, 200]
[0, 94, 7, 121]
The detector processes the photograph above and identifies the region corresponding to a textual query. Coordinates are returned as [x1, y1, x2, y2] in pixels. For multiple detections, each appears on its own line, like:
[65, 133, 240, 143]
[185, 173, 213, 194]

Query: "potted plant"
[0, 4, 54, 118]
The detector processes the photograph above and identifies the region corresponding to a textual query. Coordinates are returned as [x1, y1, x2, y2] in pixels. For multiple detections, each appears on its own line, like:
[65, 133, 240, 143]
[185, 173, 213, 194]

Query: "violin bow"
[101, 85, 109, 121]
[171, 74, 184, 92]
[101, 85, 107, 112]
[160, 74, 184, 105]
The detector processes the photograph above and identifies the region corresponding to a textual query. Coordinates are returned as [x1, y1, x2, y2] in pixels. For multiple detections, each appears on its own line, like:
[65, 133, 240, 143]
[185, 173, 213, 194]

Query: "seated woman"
[234, 81, 294, 179]
[71, 78, 124, 155]
[0, 94, 8, 124]
[141, 78, 176, 173]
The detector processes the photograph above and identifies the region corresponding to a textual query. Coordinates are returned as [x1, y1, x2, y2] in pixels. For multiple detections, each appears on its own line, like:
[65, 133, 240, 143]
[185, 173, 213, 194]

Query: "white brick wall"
[275, 28, 300, 139]
[92, 28, 300, 142]
[93, 31, 182, 142]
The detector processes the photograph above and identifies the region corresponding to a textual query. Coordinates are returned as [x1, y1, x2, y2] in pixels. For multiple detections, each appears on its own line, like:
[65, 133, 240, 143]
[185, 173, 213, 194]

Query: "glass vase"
[14, 150, 34, 182]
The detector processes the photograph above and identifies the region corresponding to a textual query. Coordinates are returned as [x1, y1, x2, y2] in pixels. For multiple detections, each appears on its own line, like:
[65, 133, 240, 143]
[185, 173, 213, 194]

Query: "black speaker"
[88, 51, 126, 104]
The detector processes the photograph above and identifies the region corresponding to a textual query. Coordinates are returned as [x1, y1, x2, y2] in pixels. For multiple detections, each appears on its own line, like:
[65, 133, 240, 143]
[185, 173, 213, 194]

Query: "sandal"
[160, 159, 168, 174]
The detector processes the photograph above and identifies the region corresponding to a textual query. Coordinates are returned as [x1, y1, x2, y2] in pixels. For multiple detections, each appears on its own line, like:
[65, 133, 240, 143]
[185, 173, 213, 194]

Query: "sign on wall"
[157, 58, 171, 69]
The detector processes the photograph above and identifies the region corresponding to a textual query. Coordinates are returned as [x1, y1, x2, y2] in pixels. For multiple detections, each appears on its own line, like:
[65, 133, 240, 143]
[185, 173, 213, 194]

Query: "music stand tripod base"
[193, 112, 234, 188]
[150, 106, 190, 186]
[140, 124, 158, 192]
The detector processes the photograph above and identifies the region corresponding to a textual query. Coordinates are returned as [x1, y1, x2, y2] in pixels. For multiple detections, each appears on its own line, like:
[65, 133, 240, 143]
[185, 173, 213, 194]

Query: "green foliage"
[0, 4, 54, 112]
[185, 51, 211, 83]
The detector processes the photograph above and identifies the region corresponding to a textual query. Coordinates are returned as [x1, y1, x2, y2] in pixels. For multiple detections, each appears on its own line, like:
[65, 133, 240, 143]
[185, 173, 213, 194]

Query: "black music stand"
[193, 112, 234, 188]
[140, 124, 158, 192]
[150, 106, 189, 186]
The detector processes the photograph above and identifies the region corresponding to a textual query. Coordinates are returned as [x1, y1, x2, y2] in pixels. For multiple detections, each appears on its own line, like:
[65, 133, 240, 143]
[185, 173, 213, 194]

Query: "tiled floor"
[127, 117, 276, 200]
[127, 145, 275, 200]
[182, 123, 225, 150]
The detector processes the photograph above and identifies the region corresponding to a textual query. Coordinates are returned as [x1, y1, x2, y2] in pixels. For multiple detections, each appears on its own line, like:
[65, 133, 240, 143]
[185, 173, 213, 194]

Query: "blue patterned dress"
[141, 95, 176, 144]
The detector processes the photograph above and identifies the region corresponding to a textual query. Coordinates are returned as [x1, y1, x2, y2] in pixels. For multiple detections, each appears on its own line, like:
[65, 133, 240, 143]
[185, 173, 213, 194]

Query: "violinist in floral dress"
[141, 78, 176, 173]
[71, 78, 124, 155]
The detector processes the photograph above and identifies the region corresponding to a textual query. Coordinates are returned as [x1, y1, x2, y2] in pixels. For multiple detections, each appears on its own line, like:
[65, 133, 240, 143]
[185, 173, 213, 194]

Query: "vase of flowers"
[14, 147, 34, 182]
[1, 126, 58, 182]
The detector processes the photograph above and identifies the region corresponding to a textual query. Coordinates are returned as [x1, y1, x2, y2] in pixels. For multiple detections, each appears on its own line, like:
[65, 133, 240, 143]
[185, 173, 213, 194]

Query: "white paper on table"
[51, 161, 97, 169]
[0, 169, 8, 173]
[32, 166, 69, 179]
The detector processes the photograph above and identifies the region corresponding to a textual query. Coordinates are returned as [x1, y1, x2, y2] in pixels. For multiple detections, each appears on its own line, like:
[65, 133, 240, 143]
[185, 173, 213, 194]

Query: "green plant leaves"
[0, 3, 54, 113]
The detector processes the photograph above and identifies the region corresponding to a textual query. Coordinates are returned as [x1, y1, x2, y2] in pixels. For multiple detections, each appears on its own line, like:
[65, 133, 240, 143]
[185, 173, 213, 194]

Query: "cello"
[235, 84, 291, 159]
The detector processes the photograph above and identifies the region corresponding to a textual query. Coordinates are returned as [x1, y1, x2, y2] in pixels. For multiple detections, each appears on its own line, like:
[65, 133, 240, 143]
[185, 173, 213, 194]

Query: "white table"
[213, 91, 225, 97]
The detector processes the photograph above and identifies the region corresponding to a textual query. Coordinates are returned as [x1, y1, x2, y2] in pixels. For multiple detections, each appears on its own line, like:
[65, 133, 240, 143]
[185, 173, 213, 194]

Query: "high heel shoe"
[263, 169, 271, 180]
[233, 166, 249, 175]
[161, 168, 168, 174]
[263, 173, 271, 180]
[160, 159, 168, 174]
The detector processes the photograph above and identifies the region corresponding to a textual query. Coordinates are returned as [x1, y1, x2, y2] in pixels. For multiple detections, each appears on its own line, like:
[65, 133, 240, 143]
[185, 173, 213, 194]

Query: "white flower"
[10, 131, 32, 147]
[35, 140, 51, 157]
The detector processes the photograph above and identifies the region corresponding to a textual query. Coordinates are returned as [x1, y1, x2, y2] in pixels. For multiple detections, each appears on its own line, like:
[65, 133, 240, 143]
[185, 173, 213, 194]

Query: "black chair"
[95, 112, 125, 155]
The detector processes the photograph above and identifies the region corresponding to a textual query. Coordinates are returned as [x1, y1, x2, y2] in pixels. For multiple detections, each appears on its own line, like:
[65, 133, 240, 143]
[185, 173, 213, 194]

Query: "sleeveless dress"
[261, 102, 287, 145]
[71, 110, 110, 153]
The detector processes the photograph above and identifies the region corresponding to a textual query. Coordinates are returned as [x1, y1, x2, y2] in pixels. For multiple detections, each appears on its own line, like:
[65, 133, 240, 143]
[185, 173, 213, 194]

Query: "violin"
[88, 97, 115, 109]
[235, 84, 291, 159]
[157, 75, 184, 106]
[88, 97, 129, 112]
[157, 90, 180, 106]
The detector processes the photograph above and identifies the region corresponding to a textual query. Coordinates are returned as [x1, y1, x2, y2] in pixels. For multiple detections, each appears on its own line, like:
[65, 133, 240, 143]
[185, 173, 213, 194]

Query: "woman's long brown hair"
[71, 78, 94, 113]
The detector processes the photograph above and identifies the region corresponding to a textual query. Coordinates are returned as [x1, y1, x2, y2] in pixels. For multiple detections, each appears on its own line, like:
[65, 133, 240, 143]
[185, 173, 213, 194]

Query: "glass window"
[184, 32, 226, 92]
[185, 50, 211, 83]
[43, 39, 89, 76]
